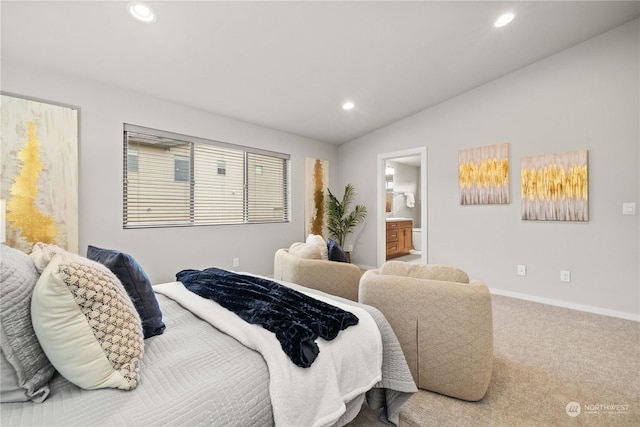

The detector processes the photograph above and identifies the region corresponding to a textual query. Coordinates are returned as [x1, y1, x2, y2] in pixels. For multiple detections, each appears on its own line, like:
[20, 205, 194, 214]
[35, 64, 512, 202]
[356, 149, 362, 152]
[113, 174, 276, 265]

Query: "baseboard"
[489, 288, 640, 322]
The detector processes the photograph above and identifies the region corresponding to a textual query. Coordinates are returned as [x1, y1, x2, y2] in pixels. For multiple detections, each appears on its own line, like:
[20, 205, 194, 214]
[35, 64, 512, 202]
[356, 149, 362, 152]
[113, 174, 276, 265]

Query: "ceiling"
[2, 1, 638, 145]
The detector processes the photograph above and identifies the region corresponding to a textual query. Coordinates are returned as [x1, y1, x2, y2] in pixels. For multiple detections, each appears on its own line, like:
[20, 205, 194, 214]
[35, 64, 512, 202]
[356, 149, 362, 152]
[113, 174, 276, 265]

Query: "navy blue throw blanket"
[176, 268, 359, 368]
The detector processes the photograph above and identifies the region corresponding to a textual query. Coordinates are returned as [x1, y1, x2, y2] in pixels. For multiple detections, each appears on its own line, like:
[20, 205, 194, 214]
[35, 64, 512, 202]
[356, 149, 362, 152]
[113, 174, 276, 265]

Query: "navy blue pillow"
[327, 239, 348, 263]
[87, 245, 165, 339]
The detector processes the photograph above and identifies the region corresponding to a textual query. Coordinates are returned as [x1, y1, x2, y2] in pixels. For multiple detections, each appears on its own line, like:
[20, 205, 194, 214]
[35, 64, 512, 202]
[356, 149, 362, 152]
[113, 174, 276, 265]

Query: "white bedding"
[153, 281, 383, 427]
[1, 278, 415, 427]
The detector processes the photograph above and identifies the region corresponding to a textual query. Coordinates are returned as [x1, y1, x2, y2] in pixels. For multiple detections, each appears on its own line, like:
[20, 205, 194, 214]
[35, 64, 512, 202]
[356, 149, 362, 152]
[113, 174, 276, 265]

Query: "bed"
[0, 243, 417, 427]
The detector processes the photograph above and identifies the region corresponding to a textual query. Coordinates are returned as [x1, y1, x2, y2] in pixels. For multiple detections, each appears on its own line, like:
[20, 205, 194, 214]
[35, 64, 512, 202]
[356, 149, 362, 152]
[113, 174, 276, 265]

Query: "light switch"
[622, 202, 636, 215]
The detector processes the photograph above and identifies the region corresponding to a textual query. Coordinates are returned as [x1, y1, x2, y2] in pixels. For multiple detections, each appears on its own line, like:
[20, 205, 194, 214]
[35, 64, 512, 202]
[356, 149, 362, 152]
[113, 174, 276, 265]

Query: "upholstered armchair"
[273, 248, 362, 301]
[359, 261, 493, 401]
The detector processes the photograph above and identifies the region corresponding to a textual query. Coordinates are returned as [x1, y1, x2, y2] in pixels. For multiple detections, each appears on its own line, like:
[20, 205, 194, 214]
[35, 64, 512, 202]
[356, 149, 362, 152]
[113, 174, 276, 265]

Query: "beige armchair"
[359, 261, 493, 401]
[273, 248, 362, 301]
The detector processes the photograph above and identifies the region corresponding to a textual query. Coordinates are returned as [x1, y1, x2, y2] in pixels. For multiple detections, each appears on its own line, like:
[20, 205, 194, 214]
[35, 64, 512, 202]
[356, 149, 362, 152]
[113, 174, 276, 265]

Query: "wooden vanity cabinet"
[386, 220, 412, 259]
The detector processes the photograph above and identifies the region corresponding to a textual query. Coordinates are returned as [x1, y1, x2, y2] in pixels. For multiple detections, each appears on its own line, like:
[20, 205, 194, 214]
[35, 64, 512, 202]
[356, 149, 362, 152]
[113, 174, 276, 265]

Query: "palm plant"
[326, 184, 367, 249]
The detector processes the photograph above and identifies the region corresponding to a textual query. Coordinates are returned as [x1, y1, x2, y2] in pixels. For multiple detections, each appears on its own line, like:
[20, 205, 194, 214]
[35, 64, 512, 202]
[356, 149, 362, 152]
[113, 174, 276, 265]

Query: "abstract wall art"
[521, 150, 588, 221]
[459, 143, 510, 205]
[304, 157, 329, 238]
[1, 94, 79, 252]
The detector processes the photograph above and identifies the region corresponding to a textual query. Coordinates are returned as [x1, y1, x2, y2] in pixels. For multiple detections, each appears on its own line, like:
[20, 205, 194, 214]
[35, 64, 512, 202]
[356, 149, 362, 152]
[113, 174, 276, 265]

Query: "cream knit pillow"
[30, 247, 144, 390]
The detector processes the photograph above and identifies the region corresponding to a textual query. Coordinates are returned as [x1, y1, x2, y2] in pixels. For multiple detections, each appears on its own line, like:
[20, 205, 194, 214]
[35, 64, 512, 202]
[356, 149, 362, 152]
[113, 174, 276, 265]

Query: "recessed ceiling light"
[494, 12, 515, 28]
[342, 101, 355, 110]
[128, 1, 156, 23]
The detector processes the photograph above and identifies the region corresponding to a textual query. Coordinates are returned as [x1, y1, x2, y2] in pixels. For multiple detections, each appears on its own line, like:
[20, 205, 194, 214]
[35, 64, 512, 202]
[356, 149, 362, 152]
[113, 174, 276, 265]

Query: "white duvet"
[153, 281, 383, 427]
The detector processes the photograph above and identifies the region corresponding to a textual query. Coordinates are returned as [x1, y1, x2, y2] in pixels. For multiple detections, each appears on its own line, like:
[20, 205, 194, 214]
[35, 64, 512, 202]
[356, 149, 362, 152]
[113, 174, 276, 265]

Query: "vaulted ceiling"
[2, 1, 638, 144]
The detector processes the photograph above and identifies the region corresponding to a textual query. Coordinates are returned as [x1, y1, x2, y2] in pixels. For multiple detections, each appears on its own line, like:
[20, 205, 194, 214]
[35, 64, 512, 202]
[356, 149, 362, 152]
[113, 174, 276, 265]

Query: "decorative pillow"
[288, 242, 322, 260]
[86, 245, 165, 339]
[0, 245, 55, 403]
[327, 238, 348, 263]
[30, 242, 67, 272]
[306, 234, 329, 260]
[30, 247, 144, 390]
[379, 261, 469, 283]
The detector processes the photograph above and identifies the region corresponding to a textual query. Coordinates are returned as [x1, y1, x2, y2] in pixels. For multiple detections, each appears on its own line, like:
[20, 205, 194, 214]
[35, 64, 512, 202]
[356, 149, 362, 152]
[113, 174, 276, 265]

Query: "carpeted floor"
[347, 294, 640, 426]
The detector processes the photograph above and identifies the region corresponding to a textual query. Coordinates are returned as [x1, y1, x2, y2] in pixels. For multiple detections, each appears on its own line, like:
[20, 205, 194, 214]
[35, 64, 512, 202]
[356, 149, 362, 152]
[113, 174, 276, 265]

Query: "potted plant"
[326, 184, 367, 260]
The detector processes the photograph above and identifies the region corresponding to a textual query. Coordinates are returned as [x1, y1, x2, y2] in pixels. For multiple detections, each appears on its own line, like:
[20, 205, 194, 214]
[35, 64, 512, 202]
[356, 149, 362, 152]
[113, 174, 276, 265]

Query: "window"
[127, 149, 139, 172]
[123, 124, 290, 228]
[174, 155, 190, 182]
[217, 161, 226, 175]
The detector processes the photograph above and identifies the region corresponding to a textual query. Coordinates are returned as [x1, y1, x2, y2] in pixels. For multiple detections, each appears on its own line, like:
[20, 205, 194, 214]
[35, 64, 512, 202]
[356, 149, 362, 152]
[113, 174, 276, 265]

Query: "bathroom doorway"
[377, 147, 427, 267]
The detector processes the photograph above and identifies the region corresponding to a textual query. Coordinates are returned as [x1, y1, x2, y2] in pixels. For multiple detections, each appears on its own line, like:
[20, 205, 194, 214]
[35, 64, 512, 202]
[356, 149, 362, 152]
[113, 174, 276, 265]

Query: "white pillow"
[30, 247, 144, 390]
[30, 242, 67, 272]
[305, 234, 328, 260]
[288, 242, 322, 260]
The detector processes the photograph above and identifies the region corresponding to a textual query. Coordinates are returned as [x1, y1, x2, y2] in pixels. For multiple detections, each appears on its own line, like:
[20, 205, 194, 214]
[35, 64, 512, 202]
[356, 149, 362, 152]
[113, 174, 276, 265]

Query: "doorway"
[377, 147, 427, 267]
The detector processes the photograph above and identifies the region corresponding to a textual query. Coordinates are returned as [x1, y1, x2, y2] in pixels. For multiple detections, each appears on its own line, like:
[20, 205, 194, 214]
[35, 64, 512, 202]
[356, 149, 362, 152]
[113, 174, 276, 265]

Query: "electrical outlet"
[560, 270, 571, 282]
[233, 258, 239, 267]
[517, 265, 526, 276]
[347, 244, 353, 252]
[623, 202, 636, 215]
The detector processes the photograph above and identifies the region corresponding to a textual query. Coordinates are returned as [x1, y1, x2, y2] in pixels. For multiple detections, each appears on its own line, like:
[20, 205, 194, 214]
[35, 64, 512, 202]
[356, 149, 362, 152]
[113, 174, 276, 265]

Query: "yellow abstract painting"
[305, 157, 328, 238]
[521, 150, 588, 221]
[1, 95, 78, 252]
[459, 143, 510, 205]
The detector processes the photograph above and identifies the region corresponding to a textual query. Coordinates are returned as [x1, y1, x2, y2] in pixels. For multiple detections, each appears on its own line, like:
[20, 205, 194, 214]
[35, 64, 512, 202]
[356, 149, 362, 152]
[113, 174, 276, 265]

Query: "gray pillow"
[0, 244, 55, 402]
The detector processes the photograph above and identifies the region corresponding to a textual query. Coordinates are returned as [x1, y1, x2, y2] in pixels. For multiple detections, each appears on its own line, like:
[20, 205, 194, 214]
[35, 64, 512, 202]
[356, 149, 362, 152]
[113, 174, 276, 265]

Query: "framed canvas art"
[521, 150, 588, 221]
[1, 94, 79, 252]
[304, 157, 328, 238]
[459, 143, 510, 205]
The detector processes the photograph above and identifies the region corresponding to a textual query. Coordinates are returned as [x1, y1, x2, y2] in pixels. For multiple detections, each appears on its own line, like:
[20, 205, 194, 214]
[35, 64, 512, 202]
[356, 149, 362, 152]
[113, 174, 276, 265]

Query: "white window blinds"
[123, 124, 290, 228]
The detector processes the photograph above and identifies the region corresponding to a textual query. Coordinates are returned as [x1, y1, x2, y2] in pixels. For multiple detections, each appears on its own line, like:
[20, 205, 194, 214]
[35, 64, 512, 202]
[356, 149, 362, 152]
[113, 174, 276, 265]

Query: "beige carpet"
[348, 294, 640, 426]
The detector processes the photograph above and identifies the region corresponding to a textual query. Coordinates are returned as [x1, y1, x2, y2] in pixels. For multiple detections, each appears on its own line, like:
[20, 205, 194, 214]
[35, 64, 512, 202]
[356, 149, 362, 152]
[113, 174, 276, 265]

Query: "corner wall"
[339, 20, 639, 318]
[2, 63, 339, 283]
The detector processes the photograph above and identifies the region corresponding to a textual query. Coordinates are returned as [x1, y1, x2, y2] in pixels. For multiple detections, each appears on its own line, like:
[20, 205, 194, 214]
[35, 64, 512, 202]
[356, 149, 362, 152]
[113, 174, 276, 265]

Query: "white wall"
[339, 20, 639, 319]
[2, 63, 339, 283]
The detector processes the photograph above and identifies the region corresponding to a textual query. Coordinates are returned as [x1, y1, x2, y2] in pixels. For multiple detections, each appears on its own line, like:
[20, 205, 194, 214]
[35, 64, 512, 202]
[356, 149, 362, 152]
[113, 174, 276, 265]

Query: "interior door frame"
[376, 147, 428, 267]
